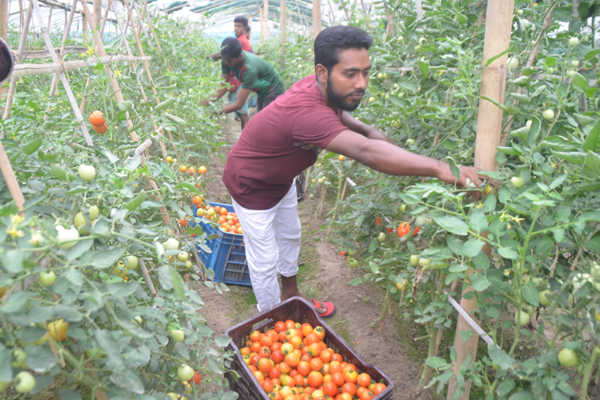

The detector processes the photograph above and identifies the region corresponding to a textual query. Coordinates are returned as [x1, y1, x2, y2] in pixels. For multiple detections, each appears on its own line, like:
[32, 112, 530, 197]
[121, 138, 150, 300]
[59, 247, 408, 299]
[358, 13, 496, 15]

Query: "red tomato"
[332, 372, 345, 387]
[307, 371, 323, 388]
[261, 380, 273, 392]
[272, 350, 284, 364]
[357, 373, 371, 387]
[297, 361, 311, 376]
[274, 321, 287, 332]
[191, 371, 201, 385]
[269, 367, 281, 379]
[342, 382, 357, 396]
[372, 383, 387, 395]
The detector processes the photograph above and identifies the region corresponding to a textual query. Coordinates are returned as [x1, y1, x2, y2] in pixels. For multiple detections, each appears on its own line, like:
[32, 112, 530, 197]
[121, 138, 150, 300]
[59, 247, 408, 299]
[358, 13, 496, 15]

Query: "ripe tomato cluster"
[397, 222, 418, 238]
[192, 197, 243, 234]
[178, 165, 207, 176]
[88, 110, 107, 133]
[240, 320, 387, 400]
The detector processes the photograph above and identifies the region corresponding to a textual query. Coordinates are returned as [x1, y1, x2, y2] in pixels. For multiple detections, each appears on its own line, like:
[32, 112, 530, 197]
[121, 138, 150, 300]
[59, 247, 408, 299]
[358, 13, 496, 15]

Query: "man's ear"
[315, 64, 328, 84]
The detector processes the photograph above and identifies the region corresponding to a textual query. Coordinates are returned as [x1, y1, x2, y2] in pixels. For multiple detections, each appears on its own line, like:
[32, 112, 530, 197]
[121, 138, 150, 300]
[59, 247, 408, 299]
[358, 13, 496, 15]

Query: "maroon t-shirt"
[223, 75, 347, 210]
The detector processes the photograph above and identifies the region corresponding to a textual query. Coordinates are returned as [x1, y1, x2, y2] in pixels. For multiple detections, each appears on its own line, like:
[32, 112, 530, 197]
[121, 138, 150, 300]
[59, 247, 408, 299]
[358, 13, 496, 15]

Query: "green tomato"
[89, 205, 100, 221]
[368, 97, 376, 104]
[515, 311, 530, 327]
[85, 348, 105, 360]
[348, 258, 358, 268]
[39, 271, 56, 287]
[406, 139, 415, 146]
[511, 176, 524, 188]
[571, 60, 580, 68]
[538, 290, 551, 307]
[178, 364, 194, 381]
[543, 109, 555, 120]
[399, 204, 407, 213]
[507, 57, 519, 69]
[164, 238, 180, 250]
[410, 255, 419, 267]
[348, 249, 356, 256]
[0, 380, 9, 393]
[415, 215, 427, 227]
[566, 70, 575, 77]
[569, 37, 579, 47]
[419, 258, 431, 267]
[516, 9, 523, 16]
[558, 348, 580, 367]
[383, 72, 390, 79]
[132, 316, 143, 325]
[170, 329, 185, 342]
[377, 72, 384, 79]
[524, 305, 535, 316]
[56, 225, 80, 250]
[396, 36, 404, 43]
[15, 371, 35, 393]
[125, 255, 139, 270]
[11, 348, 27, 368]
[378, 232, 386, 242]
[74, 212, 87, 229]
[78, 164, 96, 182]
[177, 251, 189, 262]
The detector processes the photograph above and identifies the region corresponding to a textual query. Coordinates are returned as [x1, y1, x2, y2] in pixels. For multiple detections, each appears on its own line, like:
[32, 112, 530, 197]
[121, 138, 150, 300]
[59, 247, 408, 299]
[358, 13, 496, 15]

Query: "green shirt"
[222, 51, 285, 99]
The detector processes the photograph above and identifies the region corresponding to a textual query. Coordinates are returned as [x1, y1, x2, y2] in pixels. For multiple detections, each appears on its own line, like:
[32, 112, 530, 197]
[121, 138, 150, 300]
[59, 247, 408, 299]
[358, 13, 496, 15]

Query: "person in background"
[221, 26, 485, 317]
[206, 16, 253, 129]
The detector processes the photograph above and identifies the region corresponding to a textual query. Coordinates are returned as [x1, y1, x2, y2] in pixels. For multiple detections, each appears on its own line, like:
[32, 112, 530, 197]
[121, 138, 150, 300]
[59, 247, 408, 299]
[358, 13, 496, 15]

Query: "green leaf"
[0, 201, 18, 217]
[158, 266, 173, 290]
[551, 151, 586, 164]
[509, 93, 531, 104]
[398, 79, 417, 92]
[419, 247, 452, 260]
[91, 247, 127, 269]
[109, 369, 144, 394]
[463, 239, 484, 258]
[580, 211, 600, 222]
[425, 356, 448, 368]
[66, 239, 94, 261]
[388, 95, 405, 107]
[583, 120, 600, 152]
[368, 238, 379, 253]
[496, 378, 516, 397]
[573, 113, 594, 125]
[447, 156, 461, 181]
[498, 246, 518, 260]
[432, 215, 468, 236]
[25, 345, 59, 373]
[59, 389, 82, 400]
[350, 278, 362, 286]
[95, 329, 123, 369]
[583, 236, 600, 253]
[215, 336, 232, 347]
[552, 7, 574, 22]
[169, 266, 187, 301]
[22, 137, 43, 155]
[527, 116, 541, 145]
[485, 49, 510, 67]
[2, 248, 23, 273]
[0, 344, 13, 382]
[521, 284, 539, 307]
[1, 291, 29, 313]
[418, 59, 429, 78]
[488, 344, 516, 369]
[583, 151, 600, 178]
[508, 391, 536, 400]
[123, 190, 146, 211]
[447, 237, 464, 256]
[571, 72, 588, 91]
[174, 182, 202, 194]
[469, 209, 488, 232]
[471, 275, 492, 291]
[108, 282, 139, 297]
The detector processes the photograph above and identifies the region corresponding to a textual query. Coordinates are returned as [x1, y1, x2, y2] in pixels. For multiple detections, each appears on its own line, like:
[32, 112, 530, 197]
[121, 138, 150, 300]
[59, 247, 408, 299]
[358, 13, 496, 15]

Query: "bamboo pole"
[264, 0, 269, 40]
[259, 6, 263, 44]
[312, 0, 321, 39]
[447, 1, 515, 399]
[2, 2, 33, 123]
[326, 0, 336, 24]
[30, 0, 94, 146]
[122, 0, 175, 159]
[47, 0, 78, 121]
[0, 143, 26, 212]
[79, 0, 173, 229]
[0, 0, 9, 110]
[12, 55, 152, 77]
[93, 0, 101, 26]
[280, 0, 286, 45]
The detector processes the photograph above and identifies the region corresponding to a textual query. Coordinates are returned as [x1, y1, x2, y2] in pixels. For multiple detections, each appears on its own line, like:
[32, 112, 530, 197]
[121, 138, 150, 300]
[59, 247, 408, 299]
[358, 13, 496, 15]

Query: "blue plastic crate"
[192, 202, 251, 287]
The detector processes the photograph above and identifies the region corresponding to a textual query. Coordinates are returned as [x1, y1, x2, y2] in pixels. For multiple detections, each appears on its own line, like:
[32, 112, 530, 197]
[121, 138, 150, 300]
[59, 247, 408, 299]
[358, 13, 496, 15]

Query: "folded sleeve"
[221, 59, 231, 74]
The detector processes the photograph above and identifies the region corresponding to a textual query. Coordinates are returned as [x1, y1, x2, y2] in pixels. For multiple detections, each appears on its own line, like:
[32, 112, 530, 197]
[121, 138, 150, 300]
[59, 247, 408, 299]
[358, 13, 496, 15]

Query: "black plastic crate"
[224, 297, 394, 399]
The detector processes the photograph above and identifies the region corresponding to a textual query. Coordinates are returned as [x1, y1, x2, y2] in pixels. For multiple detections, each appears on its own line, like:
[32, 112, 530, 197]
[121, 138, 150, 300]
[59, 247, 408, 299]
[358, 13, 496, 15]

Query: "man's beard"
[326, 76, 364, 111]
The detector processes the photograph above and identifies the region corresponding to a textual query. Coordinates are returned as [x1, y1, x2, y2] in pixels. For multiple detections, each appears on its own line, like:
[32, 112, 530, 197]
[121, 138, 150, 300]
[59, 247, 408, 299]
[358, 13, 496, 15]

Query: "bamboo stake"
[339, 0, 350, 21]
[80, 0, 173, 228]
[312, 0, 321, 39]
[264, 0, 269, 40]
[280, 0, 287, 45]
[2, 2, 33, 124]
[12, 55, 152, 77]
[0, 143, 26, 212]
[111, 0, 168, 158]
[19, 0, 24, 30]
[145, 7, 161, 51]
[447, 1, 515, 400]
[93, 0, 101, 26]
[122, 0, 175, 159]
[326, 0, 336, 24]
[31, 0, 94, 146]
[46, 0, 78, 121]
[0, 0, 8, 109]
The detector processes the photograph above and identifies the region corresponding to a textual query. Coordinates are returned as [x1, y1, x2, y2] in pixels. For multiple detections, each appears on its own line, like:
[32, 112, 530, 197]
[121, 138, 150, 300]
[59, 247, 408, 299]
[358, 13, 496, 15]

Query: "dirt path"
[197, 114, 427, 400]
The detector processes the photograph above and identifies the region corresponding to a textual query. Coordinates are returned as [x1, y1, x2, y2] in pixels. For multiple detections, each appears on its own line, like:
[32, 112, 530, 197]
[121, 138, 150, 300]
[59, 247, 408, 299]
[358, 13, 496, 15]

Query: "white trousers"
[231, 183, 302, 312]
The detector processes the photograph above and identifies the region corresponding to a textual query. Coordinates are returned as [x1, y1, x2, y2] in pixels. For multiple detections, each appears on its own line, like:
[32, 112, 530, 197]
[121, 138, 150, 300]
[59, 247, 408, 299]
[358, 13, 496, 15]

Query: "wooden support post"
[93, 0, 101, 26]
[415, 0, 423, 19]
[0, 0, 9, 110]
[264, 0, 269, 40]
[123, 0, 175, 159]
[248, 14, 252, 45]
[0, 143, 26, 211]
[259, 5, 264, 44]
[79, 0, 173, 228]
[280, 0, 286, 45]
[31, 0, 94, 146]
[3, 1, 33, 123]
[327, 0, 336, 24]
[447, 1, 514, 400]
[312, 0, 321, 40]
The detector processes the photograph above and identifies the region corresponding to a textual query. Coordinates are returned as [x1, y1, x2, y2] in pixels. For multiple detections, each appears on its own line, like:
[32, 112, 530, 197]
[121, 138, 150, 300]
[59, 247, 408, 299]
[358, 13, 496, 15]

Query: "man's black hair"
[314, 26, 373, 72]
[221, 37, 243, 58]
[246, 25, 251, 32]
[233, 16, 249, 29]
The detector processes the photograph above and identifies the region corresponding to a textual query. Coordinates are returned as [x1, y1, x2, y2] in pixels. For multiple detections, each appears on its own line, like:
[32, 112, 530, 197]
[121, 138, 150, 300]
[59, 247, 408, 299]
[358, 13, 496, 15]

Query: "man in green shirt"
[204, 37, 285, 114]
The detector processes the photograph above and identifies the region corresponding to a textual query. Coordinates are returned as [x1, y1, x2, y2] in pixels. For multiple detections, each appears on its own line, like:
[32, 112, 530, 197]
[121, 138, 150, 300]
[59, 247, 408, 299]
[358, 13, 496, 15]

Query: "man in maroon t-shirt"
[222, 26, 484, 316]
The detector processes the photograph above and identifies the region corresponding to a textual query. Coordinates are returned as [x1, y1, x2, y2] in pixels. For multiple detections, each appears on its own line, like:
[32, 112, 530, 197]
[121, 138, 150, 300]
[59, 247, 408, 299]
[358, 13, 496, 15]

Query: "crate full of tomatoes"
[191, 199, 251, 286]
[225, 297, 393, 400]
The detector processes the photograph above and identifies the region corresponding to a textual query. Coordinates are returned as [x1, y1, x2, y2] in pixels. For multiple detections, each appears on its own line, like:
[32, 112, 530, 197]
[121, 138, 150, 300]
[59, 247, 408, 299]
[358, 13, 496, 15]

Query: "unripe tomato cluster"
[193, 196, 243, 235]
[240, 320, 387, 400]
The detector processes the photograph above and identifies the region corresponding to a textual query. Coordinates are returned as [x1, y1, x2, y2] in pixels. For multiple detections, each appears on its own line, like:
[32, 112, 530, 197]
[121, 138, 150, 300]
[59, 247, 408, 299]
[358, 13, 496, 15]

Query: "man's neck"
[316, 80, 339, 112]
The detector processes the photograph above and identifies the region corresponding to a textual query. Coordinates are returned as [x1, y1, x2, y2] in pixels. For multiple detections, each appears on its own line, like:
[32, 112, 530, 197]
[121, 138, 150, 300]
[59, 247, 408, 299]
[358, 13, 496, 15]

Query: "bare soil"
[196, 114, 431, 400]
